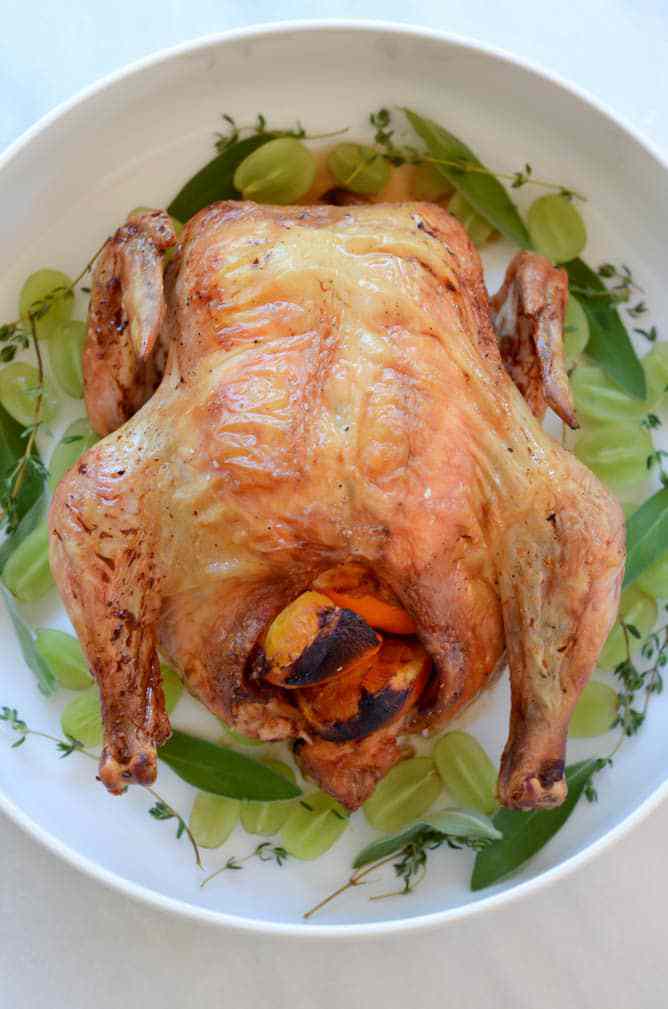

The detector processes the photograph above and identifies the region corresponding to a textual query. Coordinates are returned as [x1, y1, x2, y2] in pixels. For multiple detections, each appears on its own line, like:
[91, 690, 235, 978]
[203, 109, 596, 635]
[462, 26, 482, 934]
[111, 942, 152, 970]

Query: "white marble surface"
[2, 3, 668, 1007]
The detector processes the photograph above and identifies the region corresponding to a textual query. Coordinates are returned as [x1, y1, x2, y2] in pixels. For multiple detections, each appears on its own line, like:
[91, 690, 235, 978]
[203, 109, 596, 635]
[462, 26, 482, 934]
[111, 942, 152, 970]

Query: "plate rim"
[1, 17, 667, 938]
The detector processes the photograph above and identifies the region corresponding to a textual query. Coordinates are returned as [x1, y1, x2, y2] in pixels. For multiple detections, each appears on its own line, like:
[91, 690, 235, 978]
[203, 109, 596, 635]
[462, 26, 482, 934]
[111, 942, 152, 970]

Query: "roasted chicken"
[49, 200, 625, 811]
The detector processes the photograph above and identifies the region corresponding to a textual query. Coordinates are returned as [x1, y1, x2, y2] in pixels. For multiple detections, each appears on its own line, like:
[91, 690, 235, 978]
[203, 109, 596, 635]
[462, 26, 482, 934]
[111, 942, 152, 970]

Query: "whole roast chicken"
[49, 200, 625, 812]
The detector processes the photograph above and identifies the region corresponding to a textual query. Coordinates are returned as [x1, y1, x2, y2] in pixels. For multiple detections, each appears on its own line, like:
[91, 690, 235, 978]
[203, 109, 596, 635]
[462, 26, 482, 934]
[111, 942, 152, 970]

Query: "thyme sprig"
[646, 449, 668, 488]
[369, 108, 585, 198]
[0, 705, 202, 868]
[0, 243, 104, 531]
[570, 262, 646, 310]
[303, 829, 487, 920]
[613, 621, 667, 742]
[201, 841, 289, 887]
[215, 113, 347, 156]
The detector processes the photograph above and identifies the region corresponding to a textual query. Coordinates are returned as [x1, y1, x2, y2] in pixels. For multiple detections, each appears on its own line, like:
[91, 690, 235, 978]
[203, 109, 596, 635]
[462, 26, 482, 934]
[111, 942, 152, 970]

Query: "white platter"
[1, 20, 667, 936]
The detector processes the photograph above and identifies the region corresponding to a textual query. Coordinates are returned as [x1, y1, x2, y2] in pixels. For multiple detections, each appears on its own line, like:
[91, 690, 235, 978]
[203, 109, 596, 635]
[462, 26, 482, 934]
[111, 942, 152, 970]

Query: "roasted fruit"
[313, 564, 416, 635]
[297, 639, 430, 742]
[261, 590, 381, 688]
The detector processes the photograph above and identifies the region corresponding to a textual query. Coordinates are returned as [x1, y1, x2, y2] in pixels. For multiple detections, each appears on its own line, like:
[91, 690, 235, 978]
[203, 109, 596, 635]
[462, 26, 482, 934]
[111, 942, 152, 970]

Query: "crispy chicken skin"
[49, 201, 625, 810]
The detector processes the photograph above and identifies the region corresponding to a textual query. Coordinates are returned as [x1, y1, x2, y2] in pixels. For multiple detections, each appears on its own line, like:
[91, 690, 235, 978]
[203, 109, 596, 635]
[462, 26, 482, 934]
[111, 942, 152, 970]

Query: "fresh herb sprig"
[370, 108, 585, 199]
[215, 112, 346, 156]
[201, 841, 290, 887]
[0, 243, 103, 532]
[614, 621, 667, 741]
[303, 826, 488, 920]
[0, 705, 202, 868]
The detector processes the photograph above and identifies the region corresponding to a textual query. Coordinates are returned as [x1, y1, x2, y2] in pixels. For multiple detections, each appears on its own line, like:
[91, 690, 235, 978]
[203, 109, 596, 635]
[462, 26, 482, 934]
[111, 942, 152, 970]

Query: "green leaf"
[167, 135, 275, 222]
[470, 758, 602, 891]
[0, 403, 44, 525]
[353, 822, 427, 869]
[403, 109, 531, 248]
[353, 807, 501, 869]
[422, 808, 502, 841]
[158, 730, 302, 801]
[623, 488, 668, 589]
[0, 583, 56, 695]
[0, 493, 46, 574]
[564, 259, 646, 400]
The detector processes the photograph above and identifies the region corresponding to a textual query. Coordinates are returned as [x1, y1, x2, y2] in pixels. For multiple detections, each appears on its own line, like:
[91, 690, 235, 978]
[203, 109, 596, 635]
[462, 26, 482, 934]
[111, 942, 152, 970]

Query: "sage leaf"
[403, 109, 531, 248]
[422, 807, 502, 841]
[167, 135, 274, 222]
[353, 807, 501, 869]
[353, 822, 428, 869]
[623, 488, 668, 588]
[470, 758, 602, 891]
[0, 583, 56, 696]
[564, 258, 646, 400]
[0, 493, 46, 574]
[0, 403, 44, 526]
[159, 730, 302, 801]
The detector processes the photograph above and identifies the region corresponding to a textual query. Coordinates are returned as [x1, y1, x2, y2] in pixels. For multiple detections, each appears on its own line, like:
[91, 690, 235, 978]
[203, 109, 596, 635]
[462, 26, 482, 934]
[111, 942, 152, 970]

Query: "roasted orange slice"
[297, 638, 430, 742]
[313, 563, 416, 635]
[261, 590, 381, 688]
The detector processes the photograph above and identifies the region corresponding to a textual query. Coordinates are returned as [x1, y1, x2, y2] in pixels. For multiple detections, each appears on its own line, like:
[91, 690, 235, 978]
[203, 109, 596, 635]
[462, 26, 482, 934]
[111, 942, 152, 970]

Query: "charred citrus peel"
[297, 639, 430, 742]
[313, 563, 416, 635]
[262, 590, 381, 688]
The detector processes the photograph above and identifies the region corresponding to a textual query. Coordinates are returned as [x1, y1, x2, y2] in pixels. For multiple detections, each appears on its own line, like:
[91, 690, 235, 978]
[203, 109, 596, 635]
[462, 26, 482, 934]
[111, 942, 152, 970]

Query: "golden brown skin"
[49, 201, 624, 809]
[492, 250, 577, 428]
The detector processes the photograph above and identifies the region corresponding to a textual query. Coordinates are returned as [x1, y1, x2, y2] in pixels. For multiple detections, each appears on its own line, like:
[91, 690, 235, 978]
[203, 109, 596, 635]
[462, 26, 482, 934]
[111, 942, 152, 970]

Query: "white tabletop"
[2, 3, 668, 1007]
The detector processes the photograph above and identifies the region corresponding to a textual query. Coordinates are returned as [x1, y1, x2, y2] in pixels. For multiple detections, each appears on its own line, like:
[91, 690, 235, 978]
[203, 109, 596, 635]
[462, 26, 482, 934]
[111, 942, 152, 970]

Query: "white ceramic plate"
[1, 21, 667, 937]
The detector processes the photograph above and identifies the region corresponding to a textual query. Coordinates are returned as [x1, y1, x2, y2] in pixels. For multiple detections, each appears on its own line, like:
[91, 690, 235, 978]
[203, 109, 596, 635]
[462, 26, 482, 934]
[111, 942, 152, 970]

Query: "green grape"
[598, 586, 657, 670]
[327, 143, 390, 196]
[189, 791, 240, 848]
[642, 343, 668, 409]
[241, 759, 296, 835]
[280, 790, 349, 860]
[49, 320, 86, 398]
[35, 628, 92, 690]
[220, 723, 264, 748]
[61, 685, 103, 746]
[412, 164, 451, 201]
[570, 363, 647, 427]
[622, 500, 641, 519]
[160, 662, 183, 712]
[432, 731, 497, 815]
[447, 192, 494, 247]
[234, 138, 316, 205]
[19, 269, 74, 340]
[363, 757, 442, 832]
[0, 362, 58, 427]
[637, 550, 668, 599]
[48, 418, 99, 491]
[563, 295, 589, 368]
[527, 195, 587, 264]
[574, 423, 652, 491]
[569, 681, 619, 737]
[2, 518, 53, 602]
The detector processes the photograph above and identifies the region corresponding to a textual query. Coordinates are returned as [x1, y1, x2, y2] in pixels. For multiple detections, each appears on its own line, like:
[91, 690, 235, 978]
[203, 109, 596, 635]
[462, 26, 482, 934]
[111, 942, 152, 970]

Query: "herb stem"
[302, 854, 397, 920]
[10, 316, 44, 504]
[0, 707, 201, 868]
[421, 156, 586, 201]
[145, 785, 203, 869]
